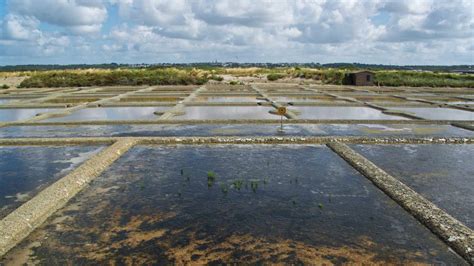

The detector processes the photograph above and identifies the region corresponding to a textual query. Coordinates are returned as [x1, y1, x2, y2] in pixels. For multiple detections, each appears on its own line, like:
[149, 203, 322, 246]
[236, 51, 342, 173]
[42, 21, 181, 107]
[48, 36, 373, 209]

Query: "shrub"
[267, 73, 285, 81]
[1, 84, 9, 89]
[18, 68, 209, 88]
[208, 75, 224, 81]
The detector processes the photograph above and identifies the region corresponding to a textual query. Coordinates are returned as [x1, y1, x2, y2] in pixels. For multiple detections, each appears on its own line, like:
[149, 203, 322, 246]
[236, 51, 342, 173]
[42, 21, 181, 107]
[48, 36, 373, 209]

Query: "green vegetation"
[207, 171, 216, 187]
[250, 180, 259, 193]
[220, 183, 229, 194]
[7, 65, 473, 88]
[267, 73, 285, 81]
[232, 179, 244, 191]
[208, 75, 224, 81]
[18, 68, 209, 88]
[1, 84, 9, 89]
[229, 80, 244, 85]
[374, 71, 474, 87]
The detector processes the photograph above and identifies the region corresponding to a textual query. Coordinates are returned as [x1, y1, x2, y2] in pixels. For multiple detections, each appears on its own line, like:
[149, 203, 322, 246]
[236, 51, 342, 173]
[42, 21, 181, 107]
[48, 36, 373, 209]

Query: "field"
[0, 79, 473, 264]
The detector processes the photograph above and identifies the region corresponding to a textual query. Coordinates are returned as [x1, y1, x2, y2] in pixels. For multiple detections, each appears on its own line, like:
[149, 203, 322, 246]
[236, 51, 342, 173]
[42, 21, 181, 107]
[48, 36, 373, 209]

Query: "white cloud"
[1, 0, 473, 64]
[1, 14, 40, 40]
[7, 0, 108, 34]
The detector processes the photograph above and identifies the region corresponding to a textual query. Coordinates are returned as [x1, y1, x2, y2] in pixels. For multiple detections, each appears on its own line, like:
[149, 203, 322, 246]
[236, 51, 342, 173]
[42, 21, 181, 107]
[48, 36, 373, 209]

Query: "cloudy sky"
[0, 0, 473, 65]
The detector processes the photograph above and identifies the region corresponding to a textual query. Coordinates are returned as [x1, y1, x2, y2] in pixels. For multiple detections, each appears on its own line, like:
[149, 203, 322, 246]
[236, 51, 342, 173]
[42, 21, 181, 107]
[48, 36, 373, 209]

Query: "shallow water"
[192, 96, 261, 102]
[292, 106, 409, 120]
[1, 124, 472, 138]
[176, 106, 278, 119]
[4, 145, 464, 264]
[0, 146, 103, 218]
[352, 144, 474, 228]
[388, 107, 474, 120]
[44, 107, 170, 121]
[270, 96, 343, 103]
[0, 108, 58, 122]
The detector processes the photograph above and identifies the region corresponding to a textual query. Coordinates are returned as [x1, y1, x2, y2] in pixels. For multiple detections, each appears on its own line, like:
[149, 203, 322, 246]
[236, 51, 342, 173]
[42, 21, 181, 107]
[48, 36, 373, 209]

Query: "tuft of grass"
[232, 179, 244, 191]
[220, 183, 229, 194]
[1, 84, 9, 89]
[207, 171, 216, 187]
[250, 180, 259, 193]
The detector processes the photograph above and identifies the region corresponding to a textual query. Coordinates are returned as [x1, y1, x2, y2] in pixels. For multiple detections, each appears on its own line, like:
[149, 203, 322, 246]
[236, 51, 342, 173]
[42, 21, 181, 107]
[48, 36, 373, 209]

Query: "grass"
[207, 171, 216, 187]
[232, 179, 244, 191]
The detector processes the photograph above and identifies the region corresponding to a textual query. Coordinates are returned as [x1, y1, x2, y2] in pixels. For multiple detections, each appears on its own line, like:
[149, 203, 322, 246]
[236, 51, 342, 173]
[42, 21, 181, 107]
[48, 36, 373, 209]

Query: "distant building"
[344, 71, 375, 86]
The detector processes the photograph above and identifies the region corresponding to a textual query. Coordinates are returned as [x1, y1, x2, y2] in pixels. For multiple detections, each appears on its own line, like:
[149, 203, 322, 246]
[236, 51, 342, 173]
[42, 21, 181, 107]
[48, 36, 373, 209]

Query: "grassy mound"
[19, 68, 209, 88]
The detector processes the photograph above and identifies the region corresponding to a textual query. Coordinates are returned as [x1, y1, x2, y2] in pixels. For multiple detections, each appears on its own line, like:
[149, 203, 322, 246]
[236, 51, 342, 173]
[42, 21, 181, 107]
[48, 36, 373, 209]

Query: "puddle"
[44, 107, 170, 121]
[175, 106, 279, 119]
[192, 96, 260, 102]
[3, 145, 464, 264]
[388, 107, 474, 120]
[292, 107, 408, 120]
[0, 109, 58, 122]
[0, 146, 103, 219]
[352, 144, 474, 229]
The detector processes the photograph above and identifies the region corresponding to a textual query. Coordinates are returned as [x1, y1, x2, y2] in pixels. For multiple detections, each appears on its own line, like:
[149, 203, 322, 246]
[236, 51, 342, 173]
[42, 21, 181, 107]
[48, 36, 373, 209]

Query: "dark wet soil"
[3, 145, 465, 265]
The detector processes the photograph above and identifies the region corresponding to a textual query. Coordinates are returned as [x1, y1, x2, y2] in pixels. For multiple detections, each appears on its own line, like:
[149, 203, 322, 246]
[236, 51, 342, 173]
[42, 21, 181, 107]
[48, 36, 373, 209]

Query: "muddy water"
[352, 144, 474, 228]
[292, 106, 409, 120]
[44, 107, 170, 121]
[176, 106, 278, 119]
[4, 145, 464, 264]
[1, 124, 472, 138]
[388, 107, 474, 120]
[0, 108, 58, 122]
[0, 146, 104, 219]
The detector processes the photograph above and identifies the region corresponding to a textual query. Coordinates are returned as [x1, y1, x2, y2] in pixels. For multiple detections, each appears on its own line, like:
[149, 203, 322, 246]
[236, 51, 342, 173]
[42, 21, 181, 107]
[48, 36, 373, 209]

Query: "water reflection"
[389, 107, 474, 120]
[1, 124, 472, 138]
[45, 107, 170, 121]
[176, 106, 278, 119]
[352, 144, 474, 228]
[192, 96, 260, 102]
[0, 108, 57, 122]
[293, 106, 409, 120]
[0, 146, 103, 218]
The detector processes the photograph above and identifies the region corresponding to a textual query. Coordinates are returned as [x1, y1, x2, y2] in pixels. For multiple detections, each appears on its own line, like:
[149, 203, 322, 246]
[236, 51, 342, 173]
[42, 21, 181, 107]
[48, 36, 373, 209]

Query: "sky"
[0, 0, 473, 65]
